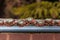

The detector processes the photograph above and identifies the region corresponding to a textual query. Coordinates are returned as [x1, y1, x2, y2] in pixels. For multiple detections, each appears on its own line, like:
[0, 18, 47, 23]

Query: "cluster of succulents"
[11, 1, 60, 19]
[0, 18, 60, 27]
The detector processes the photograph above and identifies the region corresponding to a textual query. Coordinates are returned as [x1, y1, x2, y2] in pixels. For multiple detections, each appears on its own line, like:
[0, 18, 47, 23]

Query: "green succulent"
[49, 7, 59, 19]
[11, 1, 60, 19]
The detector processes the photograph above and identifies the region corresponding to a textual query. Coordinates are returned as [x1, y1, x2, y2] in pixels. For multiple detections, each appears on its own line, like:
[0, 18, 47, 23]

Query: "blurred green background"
[0, 0, 60, 19]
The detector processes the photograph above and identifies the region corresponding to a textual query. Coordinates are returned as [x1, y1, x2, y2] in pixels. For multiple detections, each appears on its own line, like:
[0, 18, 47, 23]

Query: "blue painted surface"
[0, 26, 60, 32]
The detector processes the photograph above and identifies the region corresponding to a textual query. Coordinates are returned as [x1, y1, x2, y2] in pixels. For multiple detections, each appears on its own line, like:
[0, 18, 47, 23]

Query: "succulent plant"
[11, 1, 60, 19]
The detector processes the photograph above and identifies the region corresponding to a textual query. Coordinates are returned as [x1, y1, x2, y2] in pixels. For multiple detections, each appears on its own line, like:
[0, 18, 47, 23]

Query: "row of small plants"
[11, 1, 60, 19]
[0, 18, 60, 27]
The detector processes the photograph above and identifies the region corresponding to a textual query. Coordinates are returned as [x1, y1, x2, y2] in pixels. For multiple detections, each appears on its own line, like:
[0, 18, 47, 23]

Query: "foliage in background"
[11, 1, 60, 19]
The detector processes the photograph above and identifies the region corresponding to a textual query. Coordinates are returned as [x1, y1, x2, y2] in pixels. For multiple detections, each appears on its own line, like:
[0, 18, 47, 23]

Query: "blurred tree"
[4, 0, 17, 18]
[36, 0, 41, 3]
